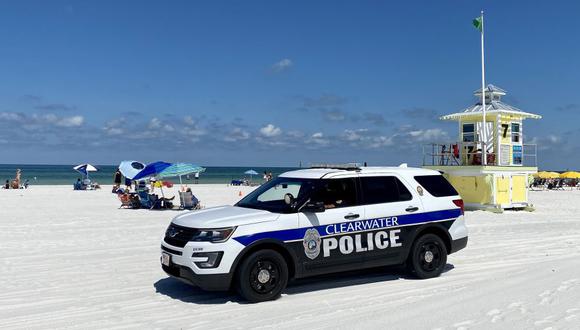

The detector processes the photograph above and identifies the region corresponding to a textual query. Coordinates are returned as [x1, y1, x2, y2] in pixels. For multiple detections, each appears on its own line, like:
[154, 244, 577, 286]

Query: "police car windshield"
[236, 177, 317, 213]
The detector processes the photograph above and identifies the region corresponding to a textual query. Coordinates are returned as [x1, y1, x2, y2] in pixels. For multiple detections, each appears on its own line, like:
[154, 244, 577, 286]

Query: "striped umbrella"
[157, 163, 206, 185]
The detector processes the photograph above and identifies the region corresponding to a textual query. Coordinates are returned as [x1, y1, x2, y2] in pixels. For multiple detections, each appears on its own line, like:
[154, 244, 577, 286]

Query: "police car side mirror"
[301, 201, 326, 213]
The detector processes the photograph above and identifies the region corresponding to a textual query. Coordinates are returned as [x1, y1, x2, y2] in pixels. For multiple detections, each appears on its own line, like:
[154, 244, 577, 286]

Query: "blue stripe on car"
[233, 208, 461, 246]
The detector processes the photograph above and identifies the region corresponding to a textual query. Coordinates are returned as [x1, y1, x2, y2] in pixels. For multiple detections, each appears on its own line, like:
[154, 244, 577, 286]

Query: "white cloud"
[224, 127, 251, 142]
[407, 128, 448, 142]
[259, 124, 282, 137]
[148, 117, 162, 129]
[286, 130, 305, 138]
[306, 132, 329, 147]
[57, 115, 84, 127]
[183, 116, 195, 125]
[271, 58, 293, 73]
[342, 129, 368, 142]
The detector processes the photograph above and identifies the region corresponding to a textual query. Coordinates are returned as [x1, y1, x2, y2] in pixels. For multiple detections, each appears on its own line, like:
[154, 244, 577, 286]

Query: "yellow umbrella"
[560, 171, 580, 179]
[535, 171, 560, 179]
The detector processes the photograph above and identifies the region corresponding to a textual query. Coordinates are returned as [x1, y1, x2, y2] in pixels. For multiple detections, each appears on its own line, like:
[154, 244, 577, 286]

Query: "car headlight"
[190, 227, 236, 243]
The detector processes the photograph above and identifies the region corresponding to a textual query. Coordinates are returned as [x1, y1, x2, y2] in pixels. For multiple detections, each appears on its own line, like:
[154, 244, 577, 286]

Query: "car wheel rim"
[249, 259, 279, 294]
[419, 242, 442, 272]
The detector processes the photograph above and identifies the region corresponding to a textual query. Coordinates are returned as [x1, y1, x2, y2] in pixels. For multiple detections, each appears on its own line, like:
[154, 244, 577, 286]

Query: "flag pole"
[480, 10, 487, 165]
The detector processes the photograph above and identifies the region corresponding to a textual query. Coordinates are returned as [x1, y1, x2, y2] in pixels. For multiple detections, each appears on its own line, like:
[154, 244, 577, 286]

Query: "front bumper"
[160, 238, 244, 292]
[162, 262, 233, 291]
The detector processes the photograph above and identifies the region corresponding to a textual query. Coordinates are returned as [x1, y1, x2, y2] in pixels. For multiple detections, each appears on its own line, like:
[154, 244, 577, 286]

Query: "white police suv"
[160, 165, 468, 302]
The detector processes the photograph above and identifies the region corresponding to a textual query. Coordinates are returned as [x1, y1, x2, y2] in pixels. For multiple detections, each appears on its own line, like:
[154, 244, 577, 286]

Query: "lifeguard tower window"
[462, 123, 475, 142]
[511, 123, 521, 143]
[414, 175, 459, 197]
[360, 176, 412, 204]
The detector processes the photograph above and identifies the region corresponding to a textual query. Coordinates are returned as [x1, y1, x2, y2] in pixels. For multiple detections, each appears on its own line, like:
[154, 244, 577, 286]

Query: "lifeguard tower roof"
[441, 84, 541, 120]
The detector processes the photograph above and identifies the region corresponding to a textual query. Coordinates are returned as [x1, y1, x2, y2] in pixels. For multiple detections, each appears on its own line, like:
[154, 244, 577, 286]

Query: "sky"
[0, 0, 579, 169]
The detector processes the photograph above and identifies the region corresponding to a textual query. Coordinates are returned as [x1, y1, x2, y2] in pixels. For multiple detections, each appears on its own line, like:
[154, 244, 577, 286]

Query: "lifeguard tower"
[423, 84, 541, 212]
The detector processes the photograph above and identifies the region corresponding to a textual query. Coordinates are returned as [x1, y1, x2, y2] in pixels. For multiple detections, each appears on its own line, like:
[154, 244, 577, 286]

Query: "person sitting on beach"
[24, 179, 29, 189]
[74, 178, 82, 190]
[185, 187, 200, 208]
[3, 180, 9, 189]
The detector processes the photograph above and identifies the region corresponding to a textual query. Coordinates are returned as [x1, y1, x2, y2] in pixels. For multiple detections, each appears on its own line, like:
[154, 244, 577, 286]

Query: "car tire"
[235, 249, 288, 303]
[407, 233, 447, 279]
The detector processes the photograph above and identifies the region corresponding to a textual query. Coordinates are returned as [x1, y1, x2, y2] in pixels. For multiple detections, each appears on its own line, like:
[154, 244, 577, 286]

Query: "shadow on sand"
[154, 263, 455, 304]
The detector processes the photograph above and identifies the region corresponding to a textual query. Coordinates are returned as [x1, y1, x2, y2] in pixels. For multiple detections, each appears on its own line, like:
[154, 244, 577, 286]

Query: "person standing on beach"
[194, 172, 199, 184]
[113, 169, 122, 189]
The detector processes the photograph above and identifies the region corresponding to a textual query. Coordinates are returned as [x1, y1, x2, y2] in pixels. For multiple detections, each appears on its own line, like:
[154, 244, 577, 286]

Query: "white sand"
[1, 185, 579, 329]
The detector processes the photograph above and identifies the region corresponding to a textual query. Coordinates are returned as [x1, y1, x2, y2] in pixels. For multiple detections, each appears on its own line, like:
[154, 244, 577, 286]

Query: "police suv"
[161, 165, 468, 302]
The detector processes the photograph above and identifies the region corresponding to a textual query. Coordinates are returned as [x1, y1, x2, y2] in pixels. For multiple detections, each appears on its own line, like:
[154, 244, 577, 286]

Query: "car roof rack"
[309, 163, 362, 171]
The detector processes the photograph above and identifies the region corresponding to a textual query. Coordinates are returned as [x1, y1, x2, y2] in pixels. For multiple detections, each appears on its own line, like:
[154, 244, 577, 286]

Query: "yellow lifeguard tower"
[423, 84, 541, 212]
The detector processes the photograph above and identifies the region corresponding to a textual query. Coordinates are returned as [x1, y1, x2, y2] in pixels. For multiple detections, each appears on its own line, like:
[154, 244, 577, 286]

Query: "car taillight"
[453, 199, 464, 215]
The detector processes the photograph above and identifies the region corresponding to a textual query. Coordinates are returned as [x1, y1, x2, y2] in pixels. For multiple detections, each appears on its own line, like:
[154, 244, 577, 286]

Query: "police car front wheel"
[235, 249, 289, 303]
[408, 234, 447, 279]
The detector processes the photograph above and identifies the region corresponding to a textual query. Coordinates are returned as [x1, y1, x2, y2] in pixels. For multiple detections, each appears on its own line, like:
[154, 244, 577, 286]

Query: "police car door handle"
[344, 213, 360, 220]
[405, 206, 419, 213]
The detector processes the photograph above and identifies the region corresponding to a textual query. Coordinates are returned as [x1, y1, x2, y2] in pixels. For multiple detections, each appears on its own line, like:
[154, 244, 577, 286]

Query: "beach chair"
[179, 191, 200, 210]
[137, 191, 162, 209]
[118, 193, 135, 209]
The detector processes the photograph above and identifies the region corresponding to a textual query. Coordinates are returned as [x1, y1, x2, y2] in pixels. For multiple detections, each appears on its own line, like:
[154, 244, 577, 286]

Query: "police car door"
[358, 174, 423, 267]
[297, 176, 365, 275]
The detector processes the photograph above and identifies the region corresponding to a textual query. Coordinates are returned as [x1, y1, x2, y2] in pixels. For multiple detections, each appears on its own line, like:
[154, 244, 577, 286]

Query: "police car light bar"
[309, 163, 362, 171]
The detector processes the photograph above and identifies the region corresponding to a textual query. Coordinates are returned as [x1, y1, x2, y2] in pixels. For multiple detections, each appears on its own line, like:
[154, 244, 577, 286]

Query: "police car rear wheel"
[236, 249, 288, 302]
[408, 234, 447, 279]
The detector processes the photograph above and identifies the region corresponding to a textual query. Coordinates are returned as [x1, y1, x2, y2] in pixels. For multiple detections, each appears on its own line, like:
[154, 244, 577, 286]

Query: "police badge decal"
[303, 228, 321, 260]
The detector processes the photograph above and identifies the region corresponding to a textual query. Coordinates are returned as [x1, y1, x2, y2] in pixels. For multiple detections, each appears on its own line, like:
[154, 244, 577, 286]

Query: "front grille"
[161, 245, 183, 255]
[164, 223, 199, 248]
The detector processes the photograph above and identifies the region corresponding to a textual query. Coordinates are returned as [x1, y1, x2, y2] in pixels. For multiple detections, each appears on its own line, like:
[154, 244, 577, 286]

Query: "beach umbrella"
[132, 161, 172, 181]
[118, 160, 146, 180]
[158, 163, 206, 185]
[535, 171, 560, 179]
[560, 171, 580, 179]
[244, 169, 259, 181]
[73, 163, 98, 179]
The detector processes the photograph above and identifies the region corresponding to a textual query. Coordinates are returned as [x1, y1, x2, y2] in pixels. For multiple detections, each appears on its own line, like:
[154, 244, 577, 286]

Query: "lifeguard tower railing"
[422, 142, 537, 167]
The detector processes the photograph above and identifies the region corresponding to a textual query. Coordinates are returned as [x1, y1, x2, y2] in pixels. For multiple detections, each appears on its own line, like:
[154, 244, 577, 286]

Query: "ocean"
[0, 164, 297, 186]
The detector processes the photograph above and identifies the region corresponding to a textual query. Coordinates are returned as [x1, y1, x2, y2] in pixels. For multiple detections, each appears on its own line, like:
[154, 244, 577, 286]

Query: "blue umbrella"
[244, 169, 259, 182]
[133, 161, 172, 181]
[73, 163, 98, 178]
[118, 160, 145, 180]
[158, 163, 206, 185]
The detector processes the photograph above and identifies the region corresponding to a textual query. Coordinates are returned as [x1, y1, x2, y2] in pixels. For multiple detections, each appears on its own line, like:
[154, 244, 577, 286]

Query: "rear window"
[360, 176, 412, 205]
[414, 175, 458, 197]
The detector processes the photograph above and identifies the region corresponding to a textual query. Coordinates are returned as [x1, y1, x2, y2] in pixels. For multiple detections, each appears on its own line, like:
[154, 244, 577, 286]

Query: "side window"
[511, 123, 521, 143]
[257, 182, 302, 202]
[360, 176, 412, 205]
[414, 175, 459, 197]
[462, 123, 475, 142]
[310, 178, 357, 209]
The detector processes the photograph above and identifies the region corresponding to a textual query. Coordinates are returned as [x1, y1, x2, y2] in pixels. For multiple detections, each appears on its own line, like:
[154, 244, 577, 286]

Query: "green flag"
[473, 16, 483, 32]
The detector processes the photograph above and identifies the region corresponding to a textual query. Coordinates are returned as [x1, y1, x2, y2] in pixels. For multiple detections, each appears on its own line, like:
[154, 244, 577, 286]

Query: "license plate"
[161, 252, 171, 266]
